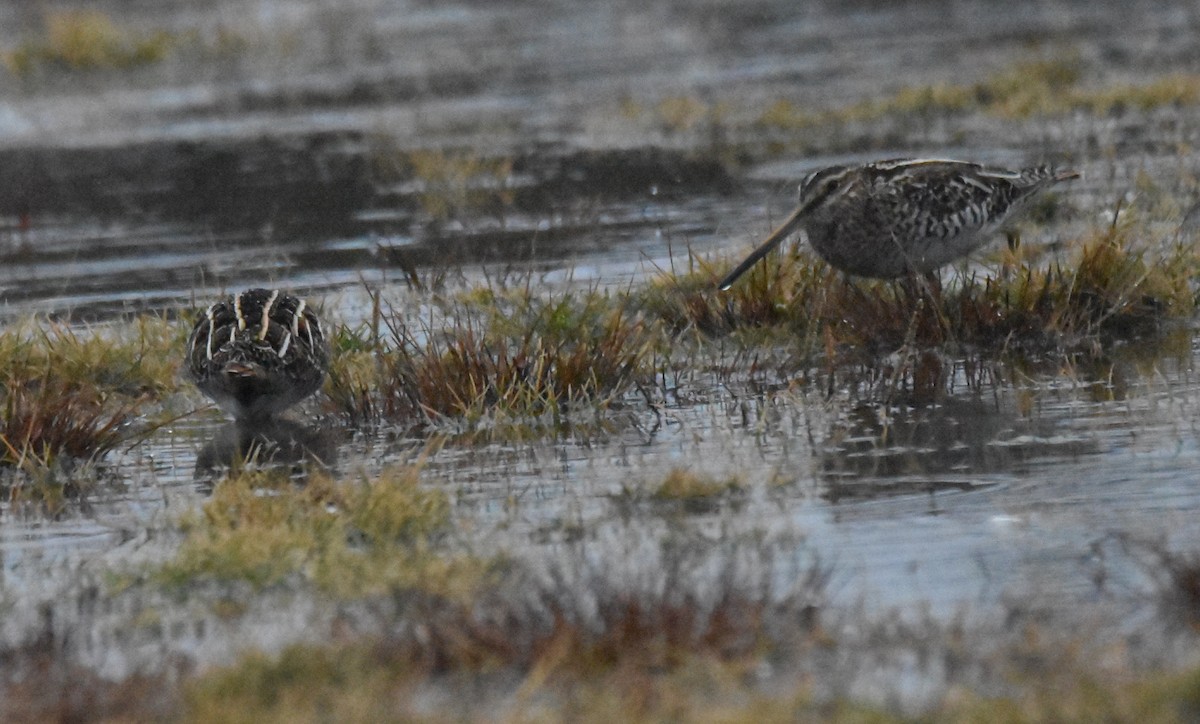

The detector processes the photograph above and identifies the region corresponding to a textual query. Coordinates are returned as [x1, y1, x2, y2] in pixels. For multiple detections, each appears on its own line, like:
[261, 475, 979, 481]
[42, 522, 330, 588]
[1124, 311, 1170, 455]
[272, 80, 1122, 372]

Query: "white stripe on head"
[205, 304, 217, 360]
[258, 289, 280, 341]
[235, 292, 246, 330]
[872, 158, 961, 172]
[977, 168, 1025, 181]
[292, 300, 306, 336]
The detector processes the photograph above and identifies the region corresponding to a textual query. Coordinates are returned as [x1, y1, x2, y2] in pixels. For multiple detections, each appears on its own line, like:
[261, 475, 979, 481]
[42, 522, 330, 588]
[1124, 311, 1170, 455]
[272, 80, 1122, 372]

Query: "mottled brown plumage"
[186, 288, 329, 420]
[718, 158, 1079, 289]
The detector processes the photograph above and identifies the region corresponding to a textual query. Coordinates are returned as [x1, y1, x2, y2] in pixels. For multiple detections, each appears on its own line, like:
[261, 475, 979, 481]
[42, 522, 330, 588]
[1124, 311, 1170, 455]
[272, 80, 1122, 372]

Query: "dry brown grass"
[0, 377, 143, 470]
[180, 533, 827, 722]
[0, 317, 179, 505]
[325, 286, 659, 435]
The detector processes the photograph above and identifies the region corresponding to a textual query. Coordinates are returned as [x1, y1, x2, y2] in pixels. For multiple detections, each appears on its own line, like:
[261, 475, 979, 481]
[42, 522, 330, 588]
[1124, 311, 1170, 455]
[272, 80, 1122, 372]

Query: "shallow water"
[2, 0, 1200, 697]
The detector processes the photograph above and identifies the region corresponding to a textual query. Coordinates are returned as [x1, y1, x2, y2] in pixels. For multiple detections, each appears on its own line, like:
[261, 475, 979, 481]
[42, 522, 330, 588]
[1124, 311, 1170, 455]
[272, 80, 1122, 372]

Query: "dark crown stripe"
[258, 289, 280, 340]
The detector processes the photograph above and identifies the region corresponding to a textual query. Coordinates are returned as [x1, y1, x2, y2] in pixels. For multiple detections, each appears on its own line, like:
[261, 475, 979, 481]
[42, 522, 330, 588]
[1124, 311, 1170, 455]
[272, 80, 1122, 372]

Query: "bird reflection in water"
[194, 417, 338, 489]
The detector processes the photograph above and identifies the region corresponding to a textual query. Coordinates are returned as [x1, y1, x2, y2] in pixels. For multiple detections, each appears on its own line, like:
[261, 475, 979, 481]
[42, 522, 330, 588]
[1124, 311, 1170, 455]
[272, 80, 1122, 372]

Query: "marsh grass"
[639, 248, 837, 339]
[8, 625, 1194, 723]
[933, 655, 1200, 724]
[180, 531, 827, 722]
[182, 643, 1186, 722]
[0, 317, 181, 503]
[0, 645, 176, 723]
[322, 205, 1192, 427]
[652, 467, 744, 500]
[0, 316, 181, 397]
[1, 378, 140, 465]
[0, 377, 140, 511]
[622, 467, 750, 515]
[172, 528, 1200, 724]
[3, 10, 176, 77]
[157, 466, 491, 600]
[654, 95, 733, 138]
[324, 286, 659, 436]
[323, 322, 392, 425]
[757, 55, 1200, 132]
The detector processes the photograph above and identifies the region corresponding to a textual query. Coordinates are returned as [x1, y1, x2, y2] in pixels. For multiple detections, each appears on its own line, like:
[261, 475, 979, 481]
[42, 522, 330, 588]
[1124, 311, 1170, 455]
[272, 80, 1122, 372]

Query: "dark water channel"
[1, 0, 1200, 692]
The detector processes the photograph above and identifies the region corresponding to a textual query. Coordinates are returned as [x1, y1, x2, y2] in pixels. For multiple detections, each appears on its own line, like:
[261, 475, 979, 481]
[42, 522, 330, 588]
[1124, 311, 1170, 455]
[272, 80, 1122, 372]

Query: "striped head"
[187, 289, 330, 420]
[797, 164, 854, 209]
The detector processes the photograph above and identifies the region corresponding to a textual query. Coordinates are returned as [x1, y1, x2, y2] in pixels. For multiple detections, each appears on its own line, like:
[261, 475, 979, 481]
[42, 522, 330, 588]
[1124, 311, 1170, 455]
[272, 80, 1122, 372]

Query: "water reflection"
[818, 394, 1095, 502]
[194, 418, 340, 488]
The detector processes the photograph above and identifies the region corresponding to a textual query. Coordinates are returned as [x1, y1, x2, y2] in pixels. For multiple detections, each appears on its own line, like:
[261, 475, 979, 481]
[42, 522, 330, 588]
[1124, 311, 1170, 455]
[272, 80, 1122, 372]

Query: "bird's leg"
[1001, 230, 1022, 280]
[896, 274, 917, 309]
[903, 271, 948, 343]
[894, 272, 937, 330]
[903, 270, 941, 306]
[839, 273, 870, 312]
[924, 270, 948, 330]
[922, 270, 942, 299]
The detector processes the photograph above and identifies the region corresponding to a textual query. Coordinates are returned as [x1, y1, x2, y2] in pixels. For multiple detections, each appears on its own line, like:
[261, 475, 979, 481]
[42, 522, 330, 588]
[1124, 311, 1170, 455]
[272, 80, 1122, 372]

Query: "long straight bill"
[716, 204, 810, 291]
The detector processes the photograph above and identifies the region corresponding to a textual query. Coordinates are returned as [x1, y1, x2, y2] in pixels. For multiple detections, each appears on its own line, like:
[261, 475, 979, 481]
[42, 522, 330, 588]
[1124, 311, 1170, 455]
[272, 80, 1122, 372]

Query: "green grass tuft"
[652, 467, 744, 502]
[157, 466, 492, 600]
